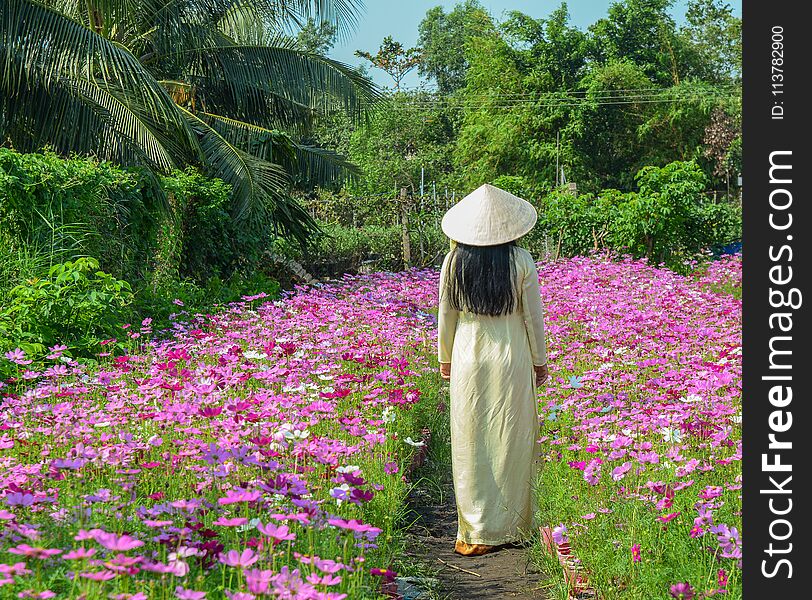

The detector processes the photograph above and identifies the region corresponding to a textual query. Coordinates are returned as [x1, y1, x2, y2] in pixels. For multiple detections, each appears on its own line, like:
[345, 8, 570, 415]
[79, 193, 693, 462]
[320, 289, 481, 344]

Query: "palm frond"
[1, 0, 186, 132]
[200, 112, 355, 187]
[167, 39, 379, 123]
[180, 108, 318, 247]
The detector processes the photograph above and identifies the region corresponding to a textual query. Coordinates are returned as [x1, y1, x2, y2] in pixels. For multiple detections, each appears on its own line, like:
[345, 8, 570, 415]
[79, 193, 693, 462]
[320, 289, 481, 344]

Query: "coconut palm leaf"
[200, 112, 356, 186]
[180, 108, 318, 246]
[1, 0, 183, 129]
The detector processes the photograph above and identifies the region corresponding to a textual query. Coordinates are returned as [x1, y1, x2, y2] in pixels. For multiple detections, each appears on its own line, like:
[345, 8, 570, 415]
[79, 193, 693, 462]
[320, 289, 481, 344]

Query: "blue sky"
[330, 1, 743, 89]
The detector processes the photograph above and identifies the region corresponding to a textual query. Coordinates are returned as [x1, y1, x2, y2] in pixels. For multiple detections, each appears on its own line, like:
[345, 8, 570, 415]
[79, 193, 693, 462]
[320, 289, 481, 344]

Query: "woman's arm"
[437, 252, 459, 378]
[521, 251, 547, 371]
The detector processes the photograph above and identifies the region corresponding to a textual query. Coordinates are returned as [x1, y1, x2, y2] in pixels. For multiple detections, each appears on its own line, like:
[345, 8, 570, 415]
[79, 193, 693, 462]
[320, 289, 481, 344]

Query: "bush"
[0, 148, 154, 283]
[535, 161, 742, 267]
[0, 257, 133, 359]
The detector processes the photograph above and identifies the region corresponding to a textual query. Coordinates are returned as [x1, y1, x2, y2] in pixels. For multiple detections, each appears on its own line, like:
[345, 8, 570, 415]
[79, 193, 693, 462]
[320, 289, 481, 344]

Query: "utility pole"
[400, 187, 411, 268]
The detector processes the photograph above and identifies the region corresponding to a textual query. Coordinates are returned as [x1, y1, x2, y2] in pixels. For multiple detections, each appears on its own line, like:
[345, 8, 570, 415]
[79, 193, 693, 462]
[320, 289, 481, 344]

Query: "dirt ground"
[404, 480, 550, 599]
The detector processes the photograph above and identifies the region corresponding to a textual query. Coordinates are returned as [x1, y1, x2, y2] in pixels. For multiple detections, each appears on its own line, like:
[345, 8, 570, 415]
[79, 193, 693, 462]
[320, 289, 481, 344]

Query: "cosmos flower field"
[0, 254, 741, 600]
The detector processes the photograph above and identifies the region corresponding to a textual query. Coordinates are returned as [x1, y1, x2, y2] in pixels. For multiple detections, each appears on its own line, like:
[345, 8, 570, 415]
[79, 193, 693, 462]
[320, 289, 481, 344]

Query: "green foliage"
[536, 161, 741, 267]
[355, 36, 422, 90]
[289, 221, 446, 275]
[160, 169, 275, 282]
[347, 92, 456, 196]
[0, 150, 283, 379]
[0, 257, 133, 357]
[338, 1, 742, 198]
[586, 0, 683, 86]
[1, 0, 378, 249]
[0, 148, 153, 282]
[417, 0, 495, 94]
[134, 271, 282, 332]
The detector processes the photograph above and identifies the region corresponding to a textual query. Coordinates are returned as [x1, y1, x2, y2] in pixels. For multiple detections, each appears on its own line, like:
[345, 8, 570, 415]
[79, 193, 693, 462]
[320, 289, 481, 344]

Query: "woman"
[437, 183, 548, 557]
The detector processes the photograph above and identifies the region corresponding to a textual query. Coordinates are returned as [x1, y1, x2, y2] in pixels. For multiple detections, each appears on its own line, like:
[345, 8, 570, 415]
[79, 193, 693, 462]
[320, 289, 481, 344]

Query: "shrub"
[535, 161, 742, 267]
[0, 257, 133, 359]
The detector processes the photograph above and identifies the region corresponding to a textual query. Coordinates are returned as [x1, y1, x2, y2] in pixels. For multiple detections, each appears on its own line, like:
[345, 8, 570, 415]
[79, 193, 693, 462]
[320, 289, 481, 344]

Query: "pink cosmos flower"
[611, 462, 632, 481]
[658, 512, 681, 524]
[79, 570, 117, 581]
[552, 524, 568, 545]
[631, 544, 641, 563]
[7, 545, 62, 559]
[0, 562, 31, 576]
[670, 582, 695, 599]
[256, 522, 296, 542]
[63, 547, 96, 560]
[219, 549, 259, 568]
[92, 531, 144, 551]
[5, 348, 32, 365]
[217, 489, 262, 505]
[245, 568, 274, 595]
[16, 591, 56, 599]
[213, 517, 248, 527]
[175, 587, 207, 600]
[225, 593, 256, 600]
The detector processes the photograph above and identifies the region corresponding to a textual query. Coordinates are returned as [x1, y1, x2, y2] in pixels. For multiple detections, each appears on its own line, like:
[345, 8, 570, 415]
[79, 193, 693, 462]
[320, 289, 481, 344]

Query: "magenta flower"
[631, 544, 641, 563]
[63, 548, 96, 560]
[175, 587, 207, 600]
[658, 512, 681, 523]
[7, 544, 62, 559]
[213, 517, 248, 527]
[93, 531, 144, 552]
[551, 524, 568, 545]
[4, 348, 32, 365]
[78, 570, 117, 581]
[245, 568, 273, 594]
[669, 582, 695, 599]
[217, 489, 261, 505]
[219, 549, 259, 568]
[257, 522, 296, 542]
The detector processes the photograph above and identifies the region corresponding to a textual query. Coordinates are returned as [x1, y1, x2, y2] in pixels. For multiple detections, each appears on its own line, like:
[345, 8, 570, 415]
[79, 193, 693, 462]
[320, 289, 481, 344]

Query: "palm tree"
[0, 0, 377, 246]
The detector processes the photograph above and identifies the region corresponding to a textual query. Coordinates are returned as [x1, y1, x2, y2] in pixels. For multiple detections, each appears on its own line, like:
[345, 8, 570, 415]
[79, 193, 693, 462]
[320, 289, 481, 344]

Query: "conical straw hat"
[441, 183, 537, 246]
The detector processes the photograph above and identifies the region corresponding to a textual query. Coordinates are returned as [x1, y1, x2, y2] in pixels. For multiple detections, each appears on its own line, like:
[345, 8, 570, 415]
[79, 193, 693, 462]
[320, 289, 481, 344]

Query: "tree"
[355, 36, 422, 90]
[347, 91, 455, 199]
[417, 1, 494, 94]
[453, 4, 588, 190]
[679, 0, 742, 83]
[296, 17, 338, 56]
[0, 0, 378, 247]
[587, 0, 686, 86]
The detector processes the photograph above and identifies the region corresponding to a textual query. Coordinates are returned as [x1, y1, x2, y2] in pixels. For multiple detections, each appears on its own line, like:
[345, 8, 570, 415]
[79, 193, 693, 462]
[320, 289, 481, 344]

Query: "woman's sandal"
[454, 540, 497, 556]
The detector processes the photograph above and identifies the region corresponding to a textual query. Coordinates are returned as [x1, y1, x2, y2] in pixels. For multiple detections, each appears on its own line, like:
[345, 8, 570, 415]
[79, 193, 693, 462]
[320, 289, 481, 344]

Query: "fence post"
[400, 187, 411, 269]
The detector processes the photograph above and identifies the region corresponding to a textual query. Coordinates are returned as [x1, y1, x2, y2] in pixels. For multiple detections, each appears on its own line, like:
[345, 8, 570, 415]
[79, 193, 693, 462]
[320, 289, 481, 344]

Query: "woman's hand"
[534, 364, 549, 387]
[440, 362, 451, 380]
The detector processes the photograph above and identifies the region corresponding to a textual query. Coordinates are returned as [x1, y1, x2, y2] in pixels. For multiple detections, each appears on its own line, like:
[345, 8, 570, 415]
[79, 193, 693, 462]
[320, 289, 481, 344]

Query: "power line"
[397, 94, 740, 111]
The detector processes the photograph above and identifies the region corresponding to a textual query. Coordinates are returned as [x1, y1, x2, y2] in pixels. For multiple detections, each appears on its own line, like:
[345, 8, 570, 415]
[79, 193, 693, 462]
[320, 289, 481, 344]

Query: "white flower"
[404, 437, 426, 447]
[336, 465, 361, 474]
[94, 422, 111, 428]
[660, 427, 682, 443]
[382, 407, 396, 424]
[679, 394, 702, 404]
[731, 413, 742, 424]
[243, 350, 267, 360]
[291, 428, 309, 441]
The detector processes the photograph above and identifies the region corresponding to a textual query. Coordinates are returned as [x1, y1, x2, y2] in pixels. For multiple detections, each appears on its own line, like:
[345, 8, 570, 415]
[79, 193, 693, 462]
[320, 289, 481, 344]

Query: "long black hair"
[447, 241, 517, 316]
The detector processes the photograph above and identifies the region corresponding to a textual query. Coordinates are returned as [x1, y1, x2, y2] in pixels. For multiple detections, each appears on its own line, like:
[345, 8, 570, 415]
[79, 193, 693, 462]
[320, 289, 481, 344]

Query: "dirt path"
[405, 479, 550, 599]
